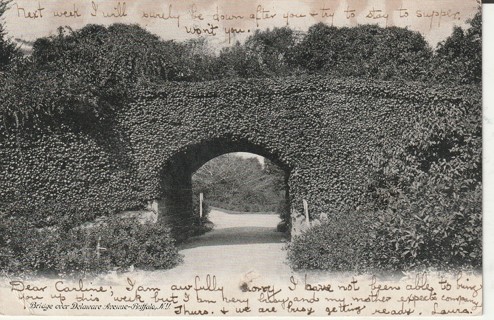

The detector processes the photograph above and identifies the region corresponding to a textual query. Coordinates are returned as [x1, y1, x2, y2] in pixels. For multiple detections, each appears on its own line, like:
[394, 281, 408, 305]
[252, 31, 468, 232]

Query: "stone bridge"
[116, 75, 465, 234]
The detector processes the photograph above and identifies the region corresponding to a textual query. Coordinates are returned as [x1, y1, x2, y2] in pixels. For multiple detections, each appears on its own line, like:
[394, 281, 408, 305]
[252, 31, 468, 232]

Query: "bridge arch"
[152, 137, 291, 231]
[124, 77, 445, 238]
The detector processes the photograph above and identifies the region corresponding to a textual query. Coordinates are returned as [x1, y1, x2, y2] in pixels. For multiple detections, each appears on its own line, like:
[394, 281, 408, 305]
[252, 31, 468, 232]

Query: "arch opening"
[154, 138, 291, 238]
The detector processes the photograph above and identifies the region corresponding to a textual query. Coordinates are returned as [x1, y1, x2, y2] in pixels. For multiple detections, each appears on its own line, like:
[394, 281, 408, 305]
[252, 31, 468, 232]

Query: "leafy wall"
[1, 75, 480, 228]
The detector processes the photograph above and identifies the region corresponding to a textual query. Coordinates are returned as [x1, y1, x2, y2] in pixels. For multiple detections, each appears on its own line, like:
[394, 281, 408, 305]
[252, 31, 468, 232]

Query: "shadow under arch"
[154, 137, 292, 234]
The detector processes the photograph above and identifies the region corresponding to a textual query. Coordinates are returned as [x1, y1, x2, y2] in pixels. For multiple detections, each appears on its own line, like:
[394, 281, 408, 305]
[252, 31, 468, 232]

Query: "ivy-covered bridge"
[0, 75, 478, 235]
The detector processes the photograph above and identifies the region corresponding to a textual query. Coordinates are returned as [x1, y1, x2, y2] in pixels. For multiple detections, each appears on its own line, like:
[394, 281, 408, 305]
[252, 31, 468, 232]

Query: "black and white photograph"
[0, 0, 487, 317]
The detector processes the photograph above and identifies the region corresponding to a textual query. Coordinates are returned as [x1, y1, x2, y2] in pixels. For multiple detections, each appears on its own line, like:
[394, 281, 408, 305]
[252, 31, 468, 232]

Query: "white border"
[1, 3, 493, 320]
[479, 3, 494, 320]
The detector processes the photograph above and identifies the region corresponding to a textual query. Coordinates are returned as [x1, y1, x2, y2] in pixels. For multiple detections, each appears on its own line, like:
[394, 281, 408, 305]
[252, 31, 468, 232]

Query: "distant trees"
[217, 27, 299, 78]
[213, 7, 481, 84]
[1, 3, 482, 86]
[206, 14, 481, 84]
[213, 24, 434, 81]
[192, 155, 285, 212]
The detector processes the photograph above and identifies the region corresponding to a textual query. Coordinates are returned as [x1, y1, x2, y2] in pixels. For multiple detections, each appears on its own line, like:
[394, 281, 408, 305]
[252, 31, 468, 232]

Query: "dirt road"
[163, 209, 292, 283]
[91, 209, 292, 286]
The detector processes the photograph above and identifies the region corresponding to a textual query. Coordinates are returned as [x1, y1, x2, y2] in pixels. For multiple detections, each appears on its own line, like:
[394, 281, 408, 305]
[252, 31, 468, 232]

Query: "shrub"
[277, 199, 291, 232]
[169, 196, 215, 242]
[0, 217, 64, 274]
[365, 186, 481, 271]
[286, 210, 369, 271]
[286, 82, 481, 272]
[287, 184, 481, 272]
[0, 214, 182, 276]
[192, 195, 211, 219]
[172, 215, 214, 244]
[86, 216, 183, 272]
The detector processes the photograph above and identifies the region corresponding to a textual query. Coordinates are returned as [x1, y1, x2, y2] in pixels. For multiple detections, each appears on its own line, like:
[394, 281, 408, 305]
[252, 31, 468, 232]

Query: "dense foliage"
[215, 27, 299, 78]
[192, 154, 285, 212]
[1, 23, 194, 128]
[361, 85, 482, 270]
[0, 1, 20, 73]
[430, 10, 482, 84]
[0, 8, 482, 124]
[0, 130, 143, 229]
[284, 10, 482, 272]
[0, 216, 182, 276]
[0, 8, 481, 128]
[288, 84, 482, 271]
[0, 7, 482, 274]
[182, 16, 480, 83]
[293, 24, 432, 80]
[287, 211, 368, 271]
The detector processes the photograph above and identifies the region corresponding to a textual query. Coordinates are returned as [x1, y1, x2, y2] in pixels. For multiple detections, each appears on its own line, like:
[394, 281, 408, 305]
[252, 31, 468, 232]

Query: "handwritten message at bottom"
[1, 271, 482, 316]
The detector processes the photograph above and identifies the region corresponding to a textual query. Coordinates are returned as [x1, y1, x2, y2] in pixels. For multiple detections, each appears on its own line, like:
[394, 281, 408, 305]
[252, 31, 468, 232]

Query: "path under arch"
[176, 208, 290, 279]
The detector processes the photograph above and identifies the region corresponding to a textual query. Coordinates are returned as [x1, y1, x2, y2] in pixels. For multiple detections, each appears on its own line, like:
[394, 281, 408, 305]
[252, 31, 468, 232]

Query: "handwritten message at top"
[5, 0, 479, 46]
[0, 271, 483, 316]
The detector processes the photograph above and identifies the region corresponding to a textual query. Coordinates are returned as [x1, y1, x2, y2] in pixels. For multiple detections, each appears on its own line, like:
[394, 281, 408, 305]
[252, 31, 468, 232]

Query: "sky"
[4, 0, 480, 50]
[234, 152, 265, 166]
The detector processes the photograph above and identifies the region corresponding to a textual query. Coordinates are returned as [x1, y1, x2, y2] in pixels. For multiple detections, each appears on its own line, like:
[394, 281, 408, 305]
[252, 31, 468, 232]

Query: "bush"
[287, 185, 481, 272]
[192, 195, 211, 219]
[286, 82, 481, 272]
[365, 186, 481, 271]
[173, 196, 214, 242]
[0, 217, 63, 274]
[0, 215, 182, 276]
[172, 214, 214, 244]
[286, 211, 369, 271]
[277, 199, 291, 232]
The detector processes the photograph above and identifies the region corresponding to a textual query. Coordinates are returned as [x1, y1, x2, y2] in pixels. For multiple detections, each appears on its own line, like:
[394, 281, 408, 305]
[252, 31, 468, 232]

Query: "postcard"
[0, 0, 484, 317]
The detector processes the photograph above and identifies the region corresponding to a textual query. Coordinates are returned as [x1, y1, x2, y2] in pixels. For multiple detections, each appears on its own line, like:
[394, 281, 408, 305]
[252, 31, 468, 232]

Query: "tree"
[176, 38, 217, 81]
[431, 8, 481, 84]
[293, 23, 432, 80]
[216, 41, 260, 78]
[217, 27, 298, 78]
[192, 154, 285, 212]
[0, 0, 19, 71]
[244, 27, 298, 76]
[292, 23, 343, 72]
[1, 24, 193, 129]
